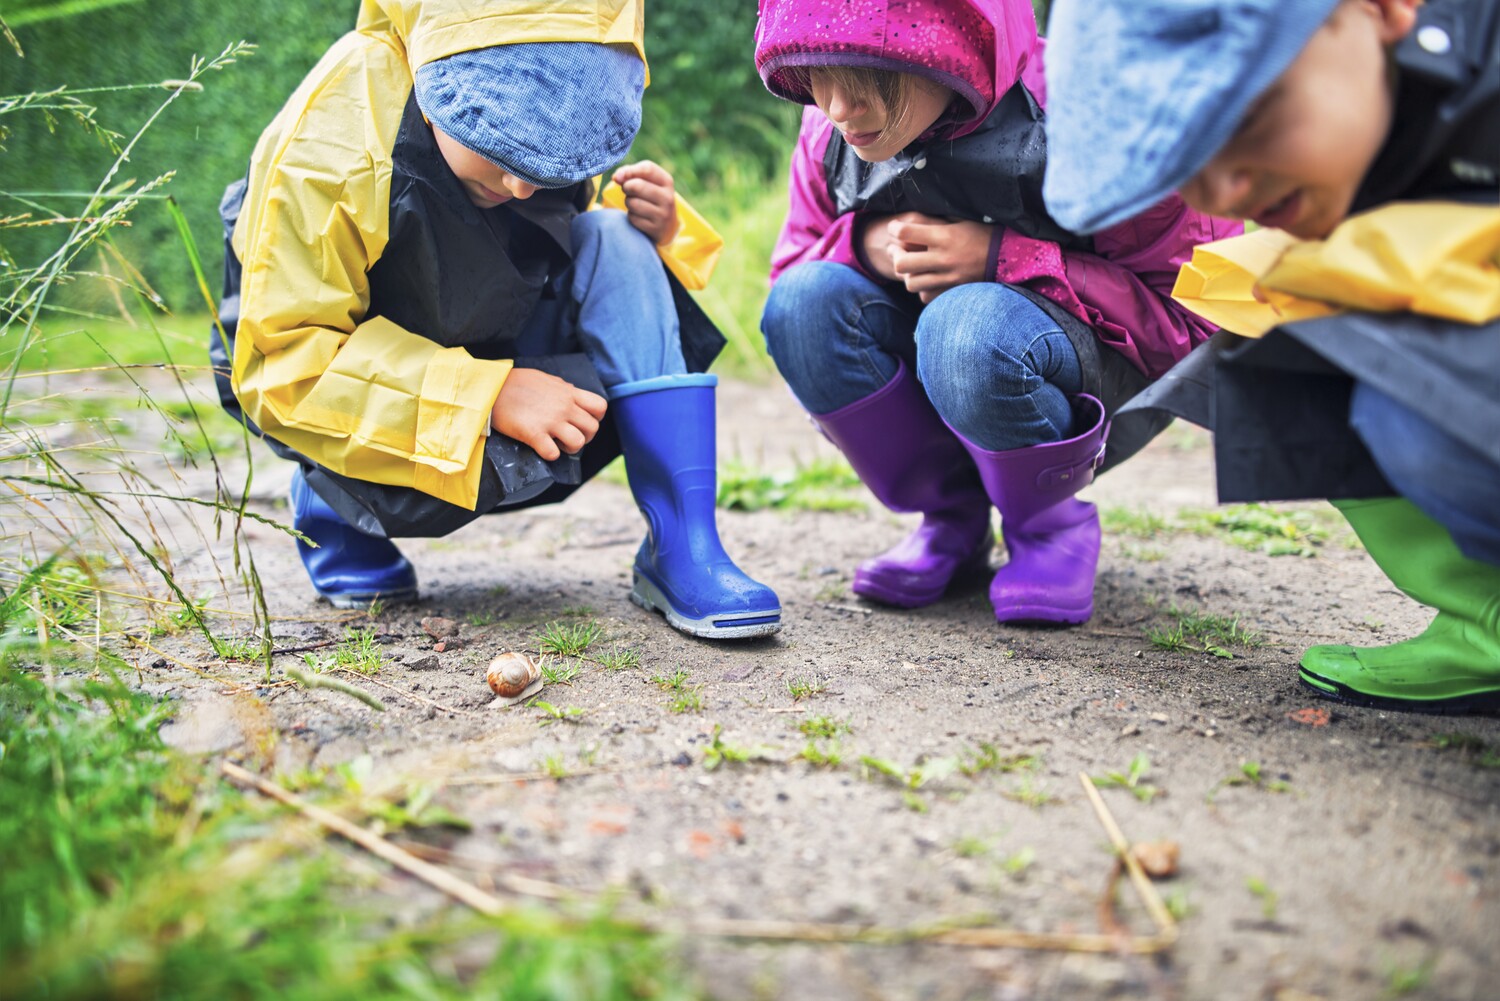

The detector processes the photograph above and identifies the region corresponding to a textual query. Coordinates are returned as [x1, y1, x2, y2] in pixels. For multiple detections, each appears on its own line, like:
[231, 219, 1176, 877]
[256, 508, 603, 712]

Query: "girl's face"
[431, 125, 538, 208]
[809, 69, 954, 162]
[1179, 0, 1416, 239]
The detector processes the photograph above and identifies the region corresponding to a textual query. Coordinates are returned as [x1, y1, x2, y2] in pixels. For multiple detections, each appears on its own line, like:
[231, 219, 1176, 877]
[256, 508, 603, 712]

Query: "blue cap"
[1042, 0, 1340, 234]
[414, 42, 644, 189]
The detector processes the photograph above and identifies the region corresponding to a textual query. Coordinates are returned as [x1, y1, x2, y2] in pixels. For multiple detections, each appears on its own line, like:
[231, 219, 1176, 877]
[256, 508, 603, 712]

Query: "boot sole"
[316, 585, 419, 611]
[1298, 669, 1500, 715]
[994, 600, 1093, 626]
[630, 572, 781, 640]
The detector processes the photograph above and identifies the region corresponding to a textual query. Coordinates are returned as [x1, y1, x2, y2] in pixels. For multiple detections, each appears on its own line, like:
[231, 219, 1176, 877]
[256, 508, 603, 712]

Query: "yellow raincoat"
[226, 0, 721, 512]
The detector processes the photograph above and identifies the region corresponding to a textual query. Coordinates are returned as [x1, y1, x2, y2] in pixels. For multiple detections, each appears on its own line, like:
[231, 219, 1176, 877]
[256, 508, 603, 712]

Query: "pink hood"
[755, 0, 1043, 138]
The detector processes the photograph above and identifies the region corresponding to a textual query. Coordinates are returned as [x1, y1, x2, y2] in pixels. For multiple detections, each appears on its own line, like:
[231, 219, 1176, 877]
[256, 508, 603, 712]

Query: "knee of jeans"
[571, 206, 650, 256]
[761, 263, 862, 363]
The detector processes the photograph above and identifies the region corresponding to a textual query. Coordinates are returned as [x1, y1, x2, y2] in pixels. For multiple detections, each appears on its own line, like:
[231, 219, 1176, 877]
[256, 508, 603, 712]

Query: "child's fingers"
[523, 427, 563, 462]
[575, 388, 608, 420]
[621, 178, 675, 209]
[902, 270, 955, 295]
[615, 159, 671, 186]
[552, 421, 587, 456]
[890, 247, 943, 277]
[888, 219, 946, 248]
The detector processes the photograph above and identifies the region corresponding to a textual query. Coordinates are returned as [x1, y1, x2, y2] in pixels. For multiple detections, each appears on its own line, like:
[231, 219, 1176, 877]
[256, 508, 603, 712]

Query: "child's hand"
[858, 212, 906, 281]
[887, 214, 996, 303]
[490, 368, 608, 461]
[612, 160, 680, 245]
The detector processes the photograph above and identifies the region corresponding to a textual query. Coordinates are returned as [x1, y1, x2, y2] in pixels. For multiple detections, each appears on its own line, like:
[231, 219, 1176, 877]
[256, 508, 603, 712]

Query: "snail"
[486, 651, 543, 706]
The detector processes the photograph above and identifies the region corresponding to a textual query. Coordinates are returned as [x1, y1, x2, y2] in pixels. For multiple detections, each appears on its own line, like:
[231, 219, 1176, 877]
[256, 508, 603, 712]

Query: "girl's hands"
[490, 368, 608, 461]
[611, 160, 680, 245]
[863, 212, 996, 303]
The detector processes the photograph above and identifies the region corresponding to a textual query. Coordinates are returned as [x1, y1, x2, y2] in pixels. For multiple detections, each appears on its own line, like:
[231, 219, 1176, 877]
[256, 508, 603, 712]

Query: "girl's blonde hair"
[782, 64, 921, 145]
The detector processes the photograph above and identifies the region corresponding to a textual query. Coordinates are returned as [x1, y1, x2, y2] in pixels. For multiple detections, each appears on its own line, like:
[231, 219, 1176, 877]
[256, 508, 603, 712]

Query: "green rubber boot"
[1299, 498, 1500, 714]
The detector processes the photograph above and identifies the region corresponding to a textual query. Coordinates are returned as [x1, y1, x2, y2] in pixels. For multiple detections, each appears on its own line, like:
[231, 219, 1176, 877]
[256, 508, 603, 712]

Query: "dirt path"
[141, 376, 1500, 1001]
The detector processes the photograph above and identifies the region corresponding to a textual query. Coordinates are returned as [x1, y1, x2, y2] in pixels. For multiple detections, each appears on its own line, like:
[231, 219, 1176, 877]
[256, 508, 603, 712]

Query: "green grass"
[1101, 506, 1171, 539]
[1103, 503, 1345, 558]
[797, 715, 851, 739]
[1090, 754, 1163, 804]
[1183, 503, 1328, 557]
[539, 657, 581, 685]
[798, 740, 843, 768]
[0, 665, 698, 1000]
[785, 676, 827, 702]
[1245, 877, 1279, 920]
[668, 686, 704, 714]
[1147, 605, 1264, 659]
[538, 620, 603, 658]
[716, 458, 865, 513]
[331, 625, 384, 675]
[595, 646, 641, 671]
[651, 669, 691, 692]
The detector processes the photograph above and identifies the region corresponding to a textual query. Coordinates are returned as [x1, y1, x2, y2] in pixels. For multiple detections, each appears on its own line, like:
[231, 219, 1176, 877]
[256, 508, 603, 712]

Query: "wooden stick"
[1078, 772, 1179, 942]
[222, 761, 505, 916]
[390, 840, 571, 900]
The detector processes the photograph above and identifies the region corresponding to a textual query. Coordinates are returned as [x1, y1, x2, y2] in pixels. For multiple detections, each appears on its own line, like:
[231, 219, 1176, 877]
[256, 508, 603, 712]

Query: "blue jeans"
[761, 261, 1082, 450]
[1350, 382, 1500, 567]
[513, 209, 688, 389]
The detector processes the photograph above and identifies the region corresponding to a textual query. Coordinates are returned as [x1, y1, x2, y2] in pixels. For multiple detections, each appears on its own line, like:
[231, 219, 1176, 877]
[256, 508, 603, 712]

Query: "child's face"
[431, 125, 539, 208]
[809, 69, 953, 163]
[1179, 0, 1419, 240]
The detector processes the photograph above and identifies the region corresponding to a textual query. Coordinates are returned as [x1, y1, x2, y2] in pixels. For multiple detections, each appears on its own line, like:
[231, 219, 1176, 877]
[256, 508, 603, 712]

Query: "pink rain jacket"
[756, 0, 1240, 379]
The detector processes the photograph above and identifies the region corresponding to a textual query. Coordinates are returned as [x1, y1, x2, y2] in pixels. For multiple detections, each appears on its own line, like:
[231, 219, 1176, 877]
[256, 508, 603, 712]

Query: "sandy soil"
[132, 376, 1500, 1001]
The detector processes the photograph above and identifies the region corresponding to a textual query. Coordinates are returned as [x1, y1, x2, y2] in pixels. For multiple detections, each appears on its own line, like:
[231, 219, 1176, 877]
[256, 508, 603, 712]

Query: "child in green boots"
[1042, 0, 1500, 712]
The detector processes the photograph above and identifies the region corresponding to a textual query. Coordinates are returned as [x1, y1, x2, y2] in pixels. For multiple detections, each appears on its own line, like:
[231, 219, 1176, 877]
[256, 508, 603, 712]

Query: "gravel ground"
[134, 376, 1500, 1001]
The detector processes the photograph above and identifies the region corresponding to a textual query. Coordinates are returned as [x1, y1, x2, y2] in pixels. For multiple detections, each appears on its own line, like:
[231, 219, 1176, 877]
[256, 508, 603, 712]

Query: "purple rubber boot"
[813, 360, 992, 608]
[952, 396, 1109, 625]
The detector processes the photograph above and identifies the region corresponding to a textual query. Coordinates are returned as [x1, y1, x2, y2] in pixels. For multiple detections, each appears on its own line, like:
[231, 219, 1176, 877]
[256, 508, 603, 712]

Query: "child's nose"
[1184, 160, 1254, 218]
[824, 85, 863, 124]
[505, 175, 537, 200]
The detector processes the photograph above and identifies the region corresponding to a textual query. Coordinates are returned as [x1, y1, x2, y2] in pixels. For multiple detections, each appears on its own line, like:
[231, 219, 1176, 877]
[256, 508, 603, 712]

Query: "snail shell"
[487, 651, 543, 706]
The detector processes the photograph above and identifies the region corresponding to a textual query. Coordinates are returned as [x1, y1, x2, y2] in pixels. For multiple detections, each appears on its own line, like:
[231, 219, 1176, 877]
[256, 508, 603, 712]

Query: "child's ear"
[1367, 0, 1421, 44]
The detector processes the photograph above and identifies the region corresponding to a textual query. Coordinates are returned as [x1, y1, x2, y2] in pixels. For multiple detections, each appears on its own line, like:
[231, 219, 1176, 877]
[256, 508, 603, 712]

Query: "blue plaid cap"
[1042, 0, 1341, 234]
[414, 42, 644, 189]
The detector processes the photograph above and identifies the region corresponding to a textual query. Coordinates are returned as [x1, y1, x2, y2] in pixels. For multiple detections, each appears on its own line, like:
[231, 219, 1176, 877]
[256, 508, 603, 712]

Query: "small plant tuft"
[1091, 754, 1162, 803]
[539, 619, 602, 657]
[786, 676, 827, 702]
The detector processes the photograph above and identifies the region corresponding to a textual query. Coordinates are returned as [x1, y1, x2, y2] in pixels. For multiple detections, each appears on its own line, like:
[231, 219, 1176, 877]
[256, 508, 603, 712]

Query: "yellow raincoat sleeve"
[1171, 204, 1500, 337]
[230, 33, 512, 510]
[599, 180, 723, 290]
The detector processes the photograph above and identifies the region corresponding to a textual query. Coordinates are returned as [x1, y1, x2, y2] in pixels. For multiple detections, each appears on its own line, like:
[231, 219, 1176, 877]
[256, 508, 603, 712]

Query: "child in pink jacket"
[755, 0, 1237, 625]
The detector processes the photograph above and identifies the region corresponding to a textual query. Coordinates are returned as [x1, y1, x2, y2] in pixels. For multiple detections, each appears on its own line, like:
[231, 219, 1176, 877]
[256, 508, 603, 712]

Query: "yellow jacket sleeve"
[599, 180, 724, 290]
[230, 33, 511, 509]
[1172, 204, 1500, 338]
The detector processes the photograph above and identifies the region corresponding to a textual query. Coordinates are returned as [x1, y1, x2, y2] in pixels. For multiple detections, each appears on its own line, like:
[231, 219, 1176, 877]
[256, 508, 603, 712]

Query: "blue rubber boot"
[611, 375, 782, 639]
[290, 468, 417, 609]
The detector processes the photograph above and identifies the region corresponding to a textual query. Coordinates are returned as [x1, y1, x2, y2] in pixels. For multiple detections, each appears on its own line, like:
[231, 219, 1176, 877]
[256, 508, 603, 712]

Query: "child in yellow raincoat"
[1042, 0, 1500, 711]
[210, 0, 781, 639]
